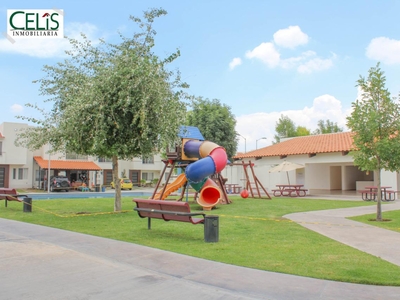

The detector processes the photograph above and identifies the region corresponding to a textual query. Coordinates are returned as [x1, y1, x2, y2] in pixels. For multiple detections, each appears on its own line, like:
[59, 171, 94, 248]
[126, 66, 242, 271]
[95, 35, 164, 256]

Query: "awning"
[34, 156, 102, 171]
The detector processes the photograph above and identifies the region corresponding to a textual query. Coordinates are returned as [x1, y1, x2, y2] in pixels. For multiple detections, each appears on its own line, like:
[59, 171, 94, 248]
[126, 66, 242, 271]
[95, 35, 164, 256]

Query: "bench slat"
[0, 188, 28, 207]
[133, 199, 206, 227]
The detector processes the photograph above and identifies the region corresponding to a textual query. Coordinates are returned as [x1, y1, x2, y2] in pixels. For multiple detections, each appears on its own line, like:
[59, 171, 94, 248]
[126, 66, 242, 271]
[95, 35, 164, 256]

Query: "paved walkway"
[1, 200, 400, 299]
[284, 200, 400, 267]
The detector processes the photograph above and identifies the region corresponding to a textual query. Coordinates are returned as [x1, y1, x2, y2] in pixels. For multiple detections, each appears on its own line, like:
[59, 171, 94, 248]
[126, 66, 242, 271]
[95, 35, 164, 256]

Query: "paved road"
[1, 201, 400, 299]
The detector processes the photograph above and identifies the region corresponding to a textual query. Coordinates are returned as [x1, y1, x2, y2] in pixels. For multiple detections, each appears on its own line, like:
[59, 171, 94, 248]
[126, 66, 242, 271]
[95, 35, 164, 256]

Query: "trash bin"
[95, 185, 100, 192]
[204, 215, 219, 243]
[23, 197, 32, 213]
[101, 186, 106, 192]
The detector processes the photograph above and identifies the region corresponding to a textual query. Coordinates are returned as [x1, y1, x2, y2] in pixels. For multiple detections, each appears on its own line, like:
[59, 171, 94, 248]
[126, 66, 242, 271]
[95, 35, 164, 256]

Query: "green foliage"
[17, 8, 187, 158]
[347, 63, 400, 172]
[346, 62, 400, 220]
[313, 119, 343, 134]
[15, 8, 189, 211]
[186, 97, 237, 159]
[296, 126, 310, 136]
[2, 197, 400, 285]
[274, 116, 344, 143]
[274, 115, 298, 143]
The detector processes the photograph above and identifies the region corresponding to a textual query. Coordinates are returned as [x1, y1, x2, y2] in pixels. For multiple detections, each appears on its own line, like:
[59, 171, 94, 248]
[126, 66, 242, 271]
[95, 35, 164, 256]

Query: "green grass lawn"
[1, 196, 400, 286]
[350, 210, 400, 232]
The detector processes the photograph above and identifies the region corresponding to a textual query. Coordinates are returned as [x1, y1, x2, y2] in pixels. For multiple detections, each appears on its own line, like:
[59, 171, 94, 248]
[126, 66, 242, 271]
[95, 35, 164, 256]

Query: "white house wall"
[380, 170, 400, 190]
[227, 152, 366, 192]
[0, 122, 30, 165]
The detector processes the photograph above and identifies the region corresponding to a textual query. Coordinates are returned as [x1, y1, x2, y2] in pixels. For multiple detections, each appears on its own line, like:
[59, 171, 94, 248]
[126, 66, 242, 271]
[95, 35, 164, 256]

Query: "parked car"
[48, 176, 71, 192]
[111, 178, 133, 190]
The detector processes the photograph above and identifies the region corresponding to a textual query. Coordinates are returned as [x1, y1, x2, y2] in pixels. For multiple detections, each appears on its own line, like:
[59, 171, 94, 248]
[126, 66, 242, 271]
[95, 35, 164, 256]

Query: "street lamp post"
[256, 137, 267, 149]
[236, 133, 246, 153]
[47, 144, 51, 193]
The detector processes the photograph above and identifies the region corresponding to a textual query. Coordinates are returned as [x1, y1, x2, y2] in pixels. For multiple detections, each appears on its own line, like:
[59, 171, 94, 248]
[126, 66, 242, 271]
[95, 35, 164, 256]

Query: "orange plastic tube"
[197, 178, 222, 210]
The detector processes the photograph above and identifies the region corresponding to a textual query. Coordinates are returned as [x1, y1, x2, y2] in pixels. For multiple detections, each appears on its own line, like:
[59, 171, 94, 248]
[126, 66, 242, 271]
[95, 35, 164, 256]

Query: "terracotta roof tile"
[34, 156, 102, 170]
[235, 132, 354, 159]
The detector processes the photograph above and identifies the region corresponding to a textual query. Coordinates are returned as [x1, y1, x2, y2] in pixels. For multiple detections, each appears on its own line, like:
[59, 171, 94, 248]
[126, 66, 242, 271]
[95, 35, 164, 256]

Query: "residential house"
[223, 132, 400, 194]
[0, 122, 165, 189]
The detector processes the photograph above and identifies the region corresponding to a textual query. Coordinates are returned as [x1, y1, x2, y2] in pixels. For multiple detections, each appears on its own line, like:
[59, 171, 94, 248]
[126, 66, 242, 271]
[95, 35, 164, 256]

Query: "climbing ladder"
[240, 160, 271, 199]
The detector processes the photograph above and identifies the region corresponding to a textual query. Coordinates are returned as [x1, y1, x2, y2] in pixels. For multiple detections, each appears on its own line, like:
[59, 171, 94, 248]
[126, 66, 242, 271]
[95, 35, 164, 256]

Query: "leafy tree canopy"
[313, 119, 343, 134]
[296, 126, 310, 137]
[346, 62, 400, 220]
[274, 115, 343, 143]
[273, 115, 299, 143]
[16, 8, 189, 211]
[16, 8, 187, 159]
[185, 97, 237, 160]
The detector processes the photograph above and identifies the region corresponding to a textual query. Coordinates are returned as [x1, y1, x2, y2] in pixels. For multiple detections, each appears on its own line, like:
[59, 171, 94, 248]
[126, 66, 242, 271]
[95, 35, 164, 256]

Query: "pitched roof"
[234, 132, 354, 159]
[178, 126, 205, 140]
[34, 156, 102, 170]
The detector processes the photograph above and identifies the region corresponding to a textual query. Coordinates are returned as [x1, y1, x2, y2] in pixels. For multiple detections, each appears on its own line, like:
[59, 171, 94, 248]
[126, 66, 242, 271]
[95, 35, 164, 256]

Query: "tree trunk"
[376, 168, 382, 221]
[112, 155, 122, 212]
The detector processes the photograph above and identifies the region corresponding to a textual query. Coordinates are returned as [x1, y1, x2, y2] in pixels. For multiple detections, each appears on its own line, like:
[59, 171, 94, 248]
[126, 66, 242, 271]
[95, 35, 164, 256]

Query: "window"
[142, 156, 154, 164]
[98, 157, 112, 162]
[35, 169, 46, 181]
[13, 168, 28, 180]
[66, 152, 88, 160]
[142, 172, 154, 181]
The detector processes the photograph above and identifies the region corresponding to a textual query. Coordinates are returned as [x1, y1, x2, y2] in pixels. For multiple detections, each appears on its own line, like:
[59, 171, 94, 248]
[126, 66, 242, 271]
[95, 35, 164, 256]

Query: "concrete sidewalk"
[1, 213, 400, 300]
[285, 201, 400, 267]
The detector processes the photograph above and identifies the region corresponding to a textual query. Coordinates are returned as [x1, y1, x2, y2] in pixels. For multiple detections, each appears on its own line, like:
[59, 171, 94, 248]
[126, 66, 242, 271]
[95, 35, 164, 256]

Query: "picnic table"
[225, 183, 242, 194]
[360, 186, 396, 201]
[272, 184, 308, 197]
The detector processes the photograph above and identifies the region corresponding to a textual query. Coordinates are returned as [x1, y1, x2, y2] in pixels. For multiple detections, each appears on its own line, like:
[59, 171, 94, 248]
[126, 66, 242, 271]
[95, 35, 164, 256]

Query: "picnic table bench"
[225, 183, 242, 194]
[359, 188, 397, 201]
[0, 188, 28, 207]
[272, 185, 308, 197]
[133, 199, 219, 242]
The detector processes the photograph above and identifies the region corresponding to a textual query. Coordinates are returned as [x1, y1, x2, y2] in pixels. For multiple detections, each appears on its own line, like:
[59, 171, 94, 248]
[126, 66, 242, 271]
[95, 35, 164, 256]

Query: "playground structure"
[151, 126, 231, 210]
[229, 160, 271, 199]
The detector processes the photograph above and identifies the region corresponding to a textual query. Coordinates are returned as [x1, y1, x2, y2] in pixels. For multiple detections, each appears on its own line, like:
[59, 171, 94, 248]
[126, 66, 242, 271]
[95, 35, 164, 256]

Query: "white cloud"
[246, 44, 335, 74]
[0, 22, 99, 58]
[244, 26, 334, 74]
[366, 37, 400, 65]
[235, 94, 350, 152]
[229, 57, 242, 70]
[297, 56, 334, 74]
[273, 25, 309, 49]
[245, 42, 280, 68]
[10, 104, 24, 113]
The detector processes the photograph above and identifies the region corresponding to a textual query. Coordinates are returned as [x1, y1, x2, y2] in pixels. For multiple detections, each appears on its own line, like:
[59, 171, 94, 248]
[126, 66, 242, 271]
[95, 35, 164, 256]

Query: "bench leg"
[147, 218, 152, 230]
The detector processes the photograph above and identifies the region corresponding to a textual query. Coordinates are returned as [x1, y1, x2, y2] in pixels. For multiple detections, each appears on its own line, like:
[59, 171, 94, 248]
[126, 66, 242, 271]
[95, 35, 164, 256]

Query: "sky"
[1, 0, 400, 152]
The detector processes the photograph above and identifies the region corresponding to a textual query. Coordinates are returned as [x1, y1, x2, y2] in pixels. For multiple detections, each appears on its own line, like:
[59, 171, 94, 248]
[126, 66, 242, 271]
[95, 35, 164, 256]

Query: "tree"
[273, 115, 298, 143]
[313, 119, 343, 134]
[16, 8, 188, 211]
[346, 63, 400, 221]
[186, 97, 237, 160]
[296, 126, 310, 137]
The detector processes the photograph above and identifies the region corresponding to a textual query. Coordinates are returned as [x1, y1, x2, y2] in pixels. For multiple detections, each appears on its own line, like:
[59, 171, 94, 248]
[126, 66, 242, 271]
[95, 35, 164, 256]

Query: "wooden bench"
[133, 199, 206, 230]
[0, 188, 28, 207]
